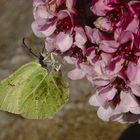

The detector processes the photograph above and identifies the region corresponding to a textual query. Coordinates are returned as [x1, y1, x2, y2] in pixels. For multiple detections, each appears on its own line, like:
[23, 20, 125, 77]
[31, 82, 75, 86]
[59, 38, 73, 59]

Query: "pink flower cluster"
[32, 0, 140, 123]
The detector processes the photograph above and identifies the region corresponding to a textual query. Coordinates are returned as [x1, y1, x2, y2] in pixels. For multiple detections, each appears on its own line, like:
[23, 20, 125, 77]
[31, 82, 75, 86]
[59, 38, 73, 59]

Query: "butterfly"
[0, 38, 69, 119]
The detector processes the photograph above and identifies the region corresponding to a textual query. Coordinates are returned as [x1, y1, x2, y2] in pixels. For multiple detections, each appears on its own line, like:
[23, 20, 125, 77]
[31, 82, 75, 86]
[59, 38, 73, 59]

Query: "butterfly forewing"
[0, 62, 40, 114]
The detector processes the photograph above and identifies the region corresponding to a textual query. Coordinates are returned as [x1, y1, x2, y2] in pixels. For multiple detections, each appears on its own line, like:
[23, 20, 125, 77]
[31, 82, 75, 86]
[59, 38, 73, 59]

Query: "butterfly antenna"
[22, 38, 38, 58]
[41, 44, 45, 54]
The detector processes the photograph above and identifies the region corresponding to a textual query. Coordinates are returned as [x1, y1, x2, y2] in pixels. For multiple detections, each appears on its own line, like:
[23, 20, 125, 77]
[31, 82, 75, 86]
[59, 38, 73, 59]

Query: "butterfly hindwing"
[19, 69, 69, 119]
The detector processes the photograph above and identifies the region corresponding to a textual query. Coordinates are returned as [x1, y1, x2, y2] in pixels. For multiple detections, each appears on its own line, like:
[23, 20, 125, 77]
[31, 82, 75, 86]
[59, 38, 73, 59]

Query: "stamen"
[55, 17, 72, 34]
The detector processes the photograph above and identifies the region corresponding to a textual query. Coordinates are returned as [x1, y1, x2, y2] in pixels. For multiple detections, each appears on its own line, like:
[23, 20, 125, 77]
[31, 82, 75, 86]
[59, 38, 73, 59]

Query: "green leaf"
[0, 62, 69, 119]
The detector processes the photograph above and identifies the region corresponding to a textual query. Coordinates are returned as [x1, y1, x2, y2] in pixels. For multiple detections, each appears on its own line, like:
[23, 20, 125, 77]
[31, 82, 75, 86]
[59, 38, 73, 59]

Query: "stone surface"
[0, 1, 128, 140]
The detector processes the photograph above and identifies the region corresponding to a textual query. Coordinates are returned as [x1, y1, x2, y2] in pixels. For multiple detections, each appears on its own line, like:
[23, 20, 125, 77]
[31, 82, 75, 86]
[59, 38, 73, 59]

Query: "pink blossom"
[91, 0, 140, 38]
[89, 75, 140, 123]
[32, 0, 140, 124]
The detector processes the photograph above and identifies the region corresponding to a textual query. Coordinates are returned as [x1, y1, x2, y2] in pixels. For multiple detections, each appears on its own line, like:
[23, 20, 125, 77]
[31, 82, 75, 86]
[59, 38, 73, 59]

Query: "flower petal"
[56, 33, 73, 52]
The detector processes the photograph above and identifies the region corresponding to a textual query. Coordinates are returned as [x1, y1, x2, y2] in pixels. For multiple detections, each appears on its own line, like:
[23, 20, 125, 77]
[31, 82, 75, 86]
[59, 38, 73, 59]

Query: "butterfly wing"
[0, 61, 69, 119]
[0, 62, 41, 114]
[19, 70, 69, 119]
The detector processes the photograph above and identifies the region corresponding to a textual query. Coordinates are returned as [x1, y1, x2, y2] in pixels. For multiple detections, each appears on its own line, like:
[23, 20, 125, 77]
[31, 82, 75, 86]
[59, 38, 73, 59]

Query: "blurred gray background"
[0, 0, 128, 140]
